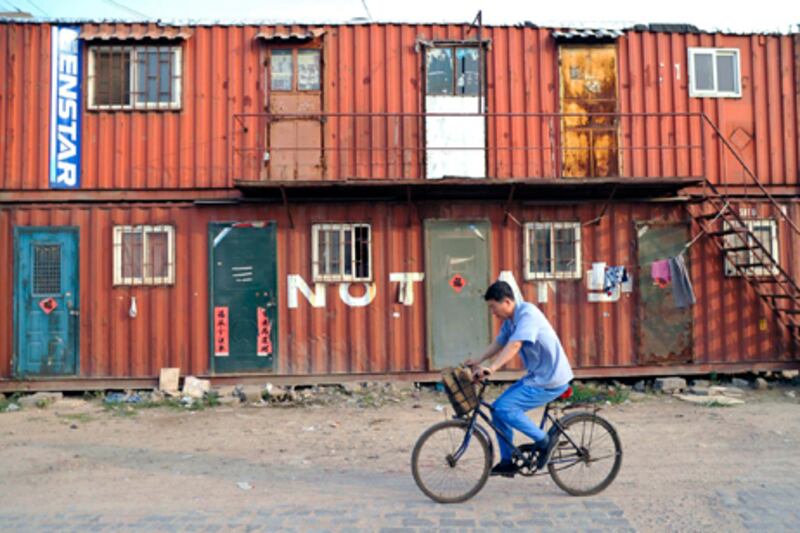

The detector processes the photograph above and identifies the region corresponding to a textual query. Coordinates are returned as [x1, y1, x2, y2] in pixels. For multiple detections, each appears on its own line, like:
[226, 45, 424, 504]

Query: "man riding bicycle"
[465, 281, 574, 477]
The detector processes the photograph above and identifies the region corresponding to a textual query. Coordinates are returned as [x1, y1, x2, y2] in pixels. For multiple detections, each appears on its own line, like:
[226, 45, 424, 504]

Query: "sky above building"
[3, 0, 799, 33]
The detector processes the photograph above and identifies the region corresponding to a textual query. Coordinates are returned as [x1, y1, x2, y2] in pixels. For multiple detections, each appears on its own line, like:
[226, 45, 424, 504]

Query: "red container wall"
[1, 200, 796, 381]
[1, 22, 797, 189]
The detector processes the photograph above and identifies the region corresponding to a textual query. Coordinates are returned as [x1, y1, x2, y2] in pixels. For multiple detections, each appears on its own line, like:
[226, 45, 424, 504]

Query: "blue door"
[14, 227, 79, 376]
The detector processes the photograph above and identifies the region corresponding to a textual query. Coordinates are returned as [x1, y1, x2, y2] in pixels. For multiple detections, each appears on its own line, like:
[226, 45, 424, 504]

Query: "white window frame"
[688, 47, 741, 98]
[523, 222, 582, 280]
[311, 223, 372, 283]
[113, 225, 176, 285]
[88, 45, 183, 110]
[724, 219, 779, 277]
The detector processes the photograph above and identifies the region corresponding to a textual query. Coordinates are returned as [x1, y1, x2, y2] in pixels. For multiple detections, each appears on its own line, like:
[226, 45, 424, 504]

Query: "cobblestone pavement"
[2, 393, 799, 532]
[1, 455, 799, 532]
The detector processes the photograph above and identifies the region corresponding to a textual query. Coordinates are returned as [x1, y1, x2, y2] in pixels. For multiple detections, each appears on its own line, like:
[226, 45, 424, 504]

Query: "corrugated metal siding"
[1, 23, 797, 189]
[1, 201, 796, 380]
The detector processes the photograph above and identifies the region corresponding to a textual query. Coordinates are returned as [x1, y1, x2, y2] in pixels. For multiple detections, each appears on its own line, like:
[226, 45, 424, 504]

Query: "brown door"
[559, 45, 619, 178]
[266, 47, 323, 180]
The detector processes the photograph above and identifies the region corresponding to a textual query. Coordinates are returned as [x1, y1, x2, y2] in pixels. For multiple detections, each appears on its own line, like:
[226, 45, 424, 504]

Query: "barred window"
[312, 224, 371, 282]
[724, 219, 779, 277]
[524, 222, 582, 280]
[88, 45, 182, 110]
[113, 225, 175, 285]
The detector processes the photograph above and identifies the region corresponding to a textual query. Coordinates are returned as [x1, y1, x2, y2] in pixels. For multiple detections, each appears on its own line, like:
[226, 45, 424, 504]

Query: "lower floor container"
[1, 199, 798, 390]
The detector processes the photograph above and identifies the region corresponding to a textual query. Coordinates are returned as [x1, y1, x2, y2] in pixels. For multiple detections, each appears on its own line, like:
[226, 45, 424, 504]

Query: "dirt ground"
[1, 381, 799, 532]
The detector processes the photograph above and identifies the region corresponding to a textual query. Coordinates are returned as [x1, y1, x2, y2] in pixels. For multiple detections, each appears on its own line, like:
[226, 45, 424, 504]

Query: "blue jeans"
[491, 380, 569, 461]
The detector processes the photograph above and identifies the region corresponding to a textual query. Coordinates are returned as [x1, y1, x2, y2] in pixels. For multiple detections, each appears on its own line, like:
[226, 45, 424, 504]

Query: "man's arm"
[465, 340, 504, 368]
[485, 341, 522, 374]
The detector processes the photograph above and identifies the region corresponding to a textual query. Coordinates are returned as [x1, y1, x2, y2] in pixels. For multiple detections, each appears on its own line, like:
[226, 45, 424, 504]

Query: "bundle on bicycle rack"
[440, 367, 479, 416]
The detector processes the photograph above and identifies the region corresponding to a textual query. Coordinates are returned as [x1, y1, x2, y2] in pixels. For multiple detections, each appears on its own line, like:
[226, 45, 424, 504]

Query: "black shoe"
[534, 436, 551, 470]
[490, 460, 517, 478]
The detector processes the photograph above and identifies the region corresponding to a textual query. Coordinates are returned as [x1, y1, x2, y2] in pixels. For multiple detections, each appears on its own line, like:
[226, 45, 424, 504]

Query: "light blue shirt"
[495, 301, 574, 388]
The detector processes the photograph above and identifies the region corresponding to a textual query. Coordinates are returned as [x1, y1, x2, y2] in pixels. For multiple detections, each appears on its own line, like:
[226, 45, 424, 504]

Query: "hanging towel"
[651, 259, 671, 287]
[603, 266, 627, 292]
[669, 254, 696, 308]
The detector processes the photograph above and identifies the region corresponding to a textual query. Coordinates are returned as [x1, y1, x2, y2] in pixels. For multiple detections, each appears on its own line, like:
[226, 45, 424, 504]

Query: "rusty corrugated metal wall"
[1, 22, 797, 188]
[1, 201, 796, 380]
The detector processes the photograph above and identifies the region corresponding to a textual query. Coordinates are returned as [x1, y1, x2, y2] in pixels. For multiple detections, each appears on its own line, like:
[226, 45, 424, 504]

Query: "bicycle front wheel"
[547, 412, 622, 496]
[411, 419, 492, 504]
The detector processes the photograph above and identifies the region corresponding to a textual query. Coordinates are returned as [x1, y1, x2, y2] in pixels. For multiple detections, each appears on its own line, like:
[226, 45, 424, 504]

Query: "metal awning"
[551, 28, 624, 42]
[254, 28, 325, 42]
[80, 24, 193, 41]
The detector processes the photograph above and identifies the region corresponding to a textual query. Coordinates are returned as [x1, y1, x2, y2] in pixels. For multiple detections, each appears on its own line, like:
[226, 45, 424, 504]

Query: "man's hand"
[464, 358, 479, 368]
[472, 365, 493, 381]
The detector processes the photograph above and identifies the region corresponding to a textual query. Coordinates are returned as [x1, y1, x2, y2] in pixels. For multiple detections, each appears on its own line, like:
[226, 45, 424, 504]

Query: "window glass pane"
[94, 48, 131, 106]
[716, 53, 737, 93]
[554, 227, 577, 273]
[344, 228, 353, 276]
[147, 231, 169, 278]
[122, 232, 143, 280]
[317, 229, 328, 275]
[297, 50, 321, 91]
[426, 48, 453, 95]
[271, 50, 293, 91]
[531, 227, 552, 274]
[693, 52, 714, 91]
[456, 47, 480, 96]
[355, 226, 370, 279]
[329, 230, 341, 275]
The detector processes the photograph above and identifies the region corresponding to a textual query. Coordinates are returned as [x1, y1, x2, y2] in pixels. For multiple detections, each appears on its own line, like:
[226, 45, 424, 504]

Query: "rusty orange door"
[266, 48, 323, 180]
[559, 45, 619, 178]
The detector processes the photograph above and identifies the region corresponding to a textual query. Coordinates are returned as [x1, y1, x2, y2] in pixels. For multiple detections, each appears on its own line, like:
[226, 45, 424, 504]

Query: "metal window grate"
[89, 45, 181, 110]
[312, 223, 372, 282]
[525, 222, 582, 280]
[33, 244, 61, 295]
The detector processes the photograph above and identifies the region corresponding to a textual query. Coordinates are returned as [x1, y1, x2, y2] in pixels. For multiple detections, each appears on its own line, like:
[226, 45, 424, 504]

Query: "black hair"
[484, 281, 515, 302]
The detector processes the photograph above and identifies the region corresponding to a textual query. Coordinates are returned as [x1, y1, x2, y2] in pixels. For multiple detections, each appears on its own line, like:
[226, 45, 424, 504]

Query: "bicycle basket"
[441, 367, 479, 416]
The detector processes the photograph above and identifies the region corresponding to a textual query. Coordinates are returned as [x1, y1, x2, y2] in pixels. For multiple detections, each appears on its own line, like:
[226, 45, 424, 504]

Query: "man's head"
[484, 281, 516, 320]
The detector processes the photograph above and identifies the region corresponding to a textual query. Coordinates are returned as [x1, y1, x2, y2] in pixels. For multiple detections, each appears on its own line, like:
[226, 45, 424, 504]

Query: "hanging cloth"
[669, 254, 696, 308]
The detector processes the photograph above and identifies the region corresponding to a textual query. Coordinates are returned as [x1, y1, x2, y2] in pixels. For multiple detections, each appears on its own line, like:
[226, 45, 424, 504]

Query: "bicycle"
[411, 376, 623, 503]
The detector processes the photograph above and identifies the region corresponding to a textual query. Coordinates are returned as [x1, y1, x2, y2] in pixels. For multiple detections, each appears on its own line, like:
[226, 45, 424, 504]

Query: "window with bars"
[724, 219, 779, 277]
[88, 45, 182, 110]
[113, 225, 175, 285]
[524, 222, 582, 280]
[32, 244, 62, 295]
[688, 47, 741, 98]
[312, 224, 371, 282]
[426, 46, 481, 96]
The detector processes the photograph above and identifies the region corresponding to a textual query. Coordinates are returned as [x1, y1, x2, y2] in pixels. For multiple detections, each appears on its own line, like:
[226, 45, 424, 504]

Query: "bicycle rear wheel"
[547, 412, 622, 496]
[411, 419, 491, 504]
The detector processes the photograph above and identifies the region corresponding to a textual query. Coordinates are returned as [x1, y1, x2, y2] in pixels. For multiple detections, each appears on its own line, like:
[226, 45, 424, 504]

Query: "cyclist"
[465, 281, 574, 477]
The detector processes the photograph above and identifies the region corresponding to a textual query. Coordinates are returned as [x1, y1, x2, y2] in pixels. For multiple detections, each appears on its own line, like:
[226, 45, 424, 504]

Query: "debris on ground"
[676, 394, 745, 406]
[19, 392, 64, 409]
[654, 377, 687, 394]
[236, 482, 253, 491]
[182, 376, 210, 399]
[159, 368, 180, 395]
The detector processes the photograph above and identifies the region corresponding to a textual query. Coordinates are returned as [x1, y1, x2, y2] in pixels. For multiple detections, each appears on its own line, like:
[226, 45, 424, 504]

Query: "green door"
[14, 227, 79, 376]
[209, 222, 277, 373]
[635, 221, 693, 364]
[425, 220, 492, 369]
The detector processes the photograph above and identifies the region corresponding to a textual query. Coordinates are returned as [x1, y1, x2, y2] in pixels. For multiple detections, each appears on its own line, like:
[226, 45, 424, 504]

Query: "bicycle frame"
[451, 381, 590, 468]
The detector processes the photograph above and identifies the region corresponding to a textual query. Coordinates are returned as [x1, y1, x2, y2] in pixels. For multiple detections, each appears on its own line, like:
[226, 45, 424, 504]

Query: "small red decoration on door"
[214, 306, 229, 357]
[39, 298, 57, 314]
[257, 307, 273, 357]
[449, 274, 467, 294]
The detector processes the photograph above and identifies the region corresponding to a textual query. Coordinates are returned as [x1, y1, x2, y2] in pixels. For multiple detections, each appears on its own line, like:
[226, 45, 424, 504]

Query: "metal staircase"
[688, 177, 800, 347]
